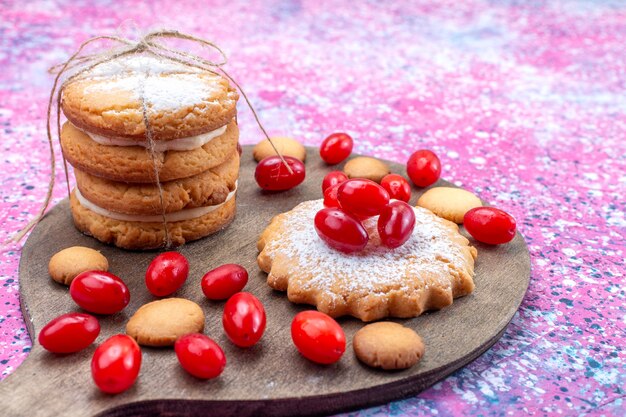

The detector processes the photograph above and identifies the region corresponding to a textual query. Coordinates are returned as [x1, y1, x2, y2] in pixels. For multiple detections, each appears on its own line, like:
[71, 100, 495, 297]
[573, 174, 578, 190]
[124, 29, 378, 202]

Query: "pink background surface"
[1, 1, 625, 415]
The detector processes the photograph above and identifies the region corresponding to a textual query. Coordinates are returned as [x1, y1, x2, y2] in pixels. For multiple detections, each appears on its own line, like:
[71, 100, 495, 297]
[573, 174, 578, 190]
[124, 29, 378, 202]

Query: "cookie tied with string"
[60, 118, 239, 183]
[61, 55, 239, 141]
[59, 50, 242, 249]
[6, 30, 289, 249]
[70, 191, 237, 250]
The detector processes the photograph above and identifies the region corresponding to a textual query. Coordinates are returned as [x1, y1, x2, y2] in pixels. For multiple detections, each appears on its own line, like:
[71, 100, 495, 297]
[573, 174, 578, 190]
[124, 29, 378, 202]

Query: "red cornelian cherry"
[337, 179, 390, 218]
[378, 201, 416, 248]
[464, 207, 516, 245]
[314, 208, 368, 253]
[222, 292, 267, 348]
[380, 174, 412, 203]
[407, 150, 441, 187]
[320, 132, 353, 164]
[201, 264, 248, 300]
[321, 171, 348, 192]
[323, 182, 343, 208]
[255, 155, 305, 191]
[175, 333, 226, 379]
[291, 311, 346, 365]
[91, 334, 141, 394]
[38, 313, 100, 354]
[70, 271, 130, 315]
[145, 252, 189, 297]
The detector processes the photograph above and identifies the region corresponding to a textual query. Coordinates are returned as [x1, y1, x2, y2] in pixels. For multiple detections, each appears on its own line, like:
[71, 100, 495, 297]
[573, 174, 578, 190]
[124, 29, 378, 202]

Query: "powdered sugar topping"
[79, 54, 232, 111]
[263, 199, 475, 295]
[86, 55, 201, 77]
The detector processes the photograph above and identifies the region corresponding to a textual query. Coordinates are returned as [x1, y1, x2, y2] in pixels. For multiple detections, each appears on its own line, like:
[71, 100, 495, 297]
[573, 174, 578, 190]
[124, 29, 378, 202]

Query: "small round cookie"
[253, 137, 306, 162]
[70, 190, 237, 250]
[75, 152, 239, 215]
[48, 246, 109, 285]
[62, 55, 239, 141]
[353, 322, 425, 370]
[126, 298, 205, 347]
[61, 120, 239, 183]
[344, 157, 390, 183]
[417, 187, 483, 224]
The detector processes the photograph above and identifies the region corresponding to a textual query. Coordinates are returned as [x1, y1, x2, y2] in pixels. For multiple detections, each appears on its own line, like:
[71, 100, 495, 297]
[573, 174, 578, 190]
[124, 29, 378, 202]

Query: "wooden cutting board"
[0, 146, 530, 417]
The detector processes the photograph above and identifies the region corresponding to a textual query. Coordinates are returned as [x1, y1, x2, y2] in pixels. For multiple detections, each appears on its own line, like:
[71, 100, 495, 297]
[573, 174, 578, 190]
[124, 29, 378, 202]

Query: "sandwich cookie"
[70, 189, 237, 250]
[60, 119, 239, 183]
[61, 55, 239, 141]
[75, 152, 239, 215]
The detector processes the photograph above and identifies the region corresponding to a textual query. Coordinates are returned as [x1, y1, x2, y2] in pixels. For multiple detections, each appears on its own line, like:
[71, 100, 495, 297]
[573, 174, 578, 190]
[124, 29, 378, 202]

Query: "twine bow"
[6, 29, 288, 246]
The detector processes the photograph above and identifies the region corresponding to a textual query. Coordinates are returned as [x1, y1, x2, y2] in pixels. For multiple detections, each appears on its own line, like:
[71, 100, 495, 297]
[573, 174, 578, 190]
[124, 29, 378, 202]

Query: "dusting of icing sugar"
[79, 54, 233, 111]
[263, 199, 475, 295]
[87, 55, 201, 77]
[83, 73, 227, 111]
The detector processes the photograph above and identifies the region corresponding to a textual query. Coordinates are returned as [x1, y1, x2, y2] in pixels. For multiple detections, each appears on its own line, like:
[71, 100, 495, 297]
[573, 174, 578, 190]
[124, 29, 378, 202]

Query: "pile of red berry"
[317, 177, 416, 253]
[313, 133, 445, 254]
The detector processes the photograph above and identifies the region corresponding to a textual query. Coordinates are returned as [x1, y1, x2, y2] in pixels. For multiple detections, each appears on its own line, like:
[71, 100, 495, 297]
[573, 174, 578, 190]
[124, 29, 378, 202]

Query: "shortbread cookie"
[257, 199, 477, 322]
[417, 187, 483, 224]
[344, 157, 390, 183]
[70, 190, 237, 250]
[126, 298, 205, 347]
[62, 55, 239, 141]
[48, 246, 109, 285]
[353, 322, 425, 370]
[253, 137, 306, 162]
[75, 152, 239, 215]
[61, 120, 239, 183]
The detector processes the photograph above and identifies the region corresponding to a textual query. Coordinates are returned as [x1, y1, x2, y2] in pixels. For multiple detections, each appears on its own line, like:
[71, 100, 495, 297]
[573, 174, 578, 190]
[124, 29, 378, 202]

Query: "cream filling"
[82, 123, 228, 152]
[75, 181, 237, 223]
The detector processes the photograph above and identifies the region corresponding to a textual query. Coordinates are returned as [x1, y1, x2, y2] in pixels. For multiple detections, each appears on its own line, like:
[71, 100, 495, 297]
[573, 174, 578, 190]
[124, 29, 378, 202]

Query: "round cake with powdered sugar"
[257, 199, 478, 321]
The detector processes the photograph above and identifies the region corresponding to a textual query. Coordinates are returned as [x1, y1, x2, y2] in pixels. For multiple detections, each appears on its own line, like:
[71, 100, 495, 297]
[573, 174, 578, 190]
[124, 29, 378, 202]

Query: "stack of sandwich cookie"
[60, 55, 240, 249]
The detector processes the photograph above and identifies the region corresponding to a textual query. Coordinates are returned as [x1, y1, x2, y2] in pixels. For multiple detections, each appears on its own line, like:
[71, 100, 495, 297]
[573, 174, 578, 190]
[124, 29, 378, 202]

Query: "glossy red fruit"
[380, 174, 412, 202]
[291, 311, 346, 365]
[314, 208, 368, 253]
[38, 313, 100, 354]
[464, 207, 517, 245]
[323, 183, 342, 208]
[70, 271, 130, 315]
[145, 252, 189, 297]
[337, 179, 390, 218]
[320, 133, 353, 164]
[91, 335, 141, 394]
[201, 264, 248, 300]
[255, 156, 305, 191]
[175, 333, 226, 379]
[222, 292, 266, 348]
[378, 201, 416, 248]
[407, 150, 441, 187]
[321, 171, 348, 192]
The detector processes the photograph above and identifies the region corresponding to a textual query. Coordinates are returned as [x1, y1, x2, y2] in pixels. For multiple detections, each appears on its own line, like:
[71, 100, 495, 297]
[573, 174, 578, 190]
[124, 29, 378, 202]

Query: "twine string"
[5, 29, 288, 246]
[5, 36, 133, 245]
[138, 71, 172, 248]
